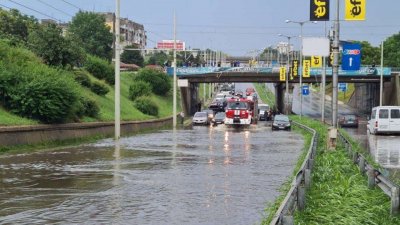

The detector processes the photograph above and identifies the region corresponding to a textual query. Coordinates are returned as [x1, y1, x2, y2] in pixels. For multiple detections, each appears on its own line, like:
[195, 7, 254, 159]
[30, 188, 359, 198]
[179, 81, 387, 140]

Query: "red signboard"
[157, 40, 185, 50]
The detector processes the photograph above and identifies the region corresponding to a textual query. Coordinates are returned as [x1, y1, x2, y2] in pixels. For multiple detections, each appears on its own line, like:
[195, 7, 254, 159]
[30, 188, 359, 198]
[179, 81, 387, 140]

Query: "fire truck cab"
[225, 97, 258, 126]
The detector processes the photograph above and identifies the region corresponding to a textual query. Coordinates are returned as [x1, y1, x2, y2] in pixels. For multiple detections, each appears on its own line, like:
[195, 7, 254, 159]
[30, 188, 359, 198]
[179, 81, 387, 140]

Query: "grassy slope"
[255, 83, 399, 224]
[0, 71, 175, 125]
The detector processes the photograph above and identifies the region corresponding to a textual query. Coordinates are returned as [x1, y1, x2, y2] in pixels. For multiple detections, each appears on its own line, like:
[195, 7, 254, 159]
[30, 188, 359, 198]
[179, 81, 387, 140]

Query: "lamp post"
[380, 40, 384, 106]
[114, 0, 121, 140]
[285, 20, 317, 118]
[278, 34, 297, 115]
[173, 12, 177, 128]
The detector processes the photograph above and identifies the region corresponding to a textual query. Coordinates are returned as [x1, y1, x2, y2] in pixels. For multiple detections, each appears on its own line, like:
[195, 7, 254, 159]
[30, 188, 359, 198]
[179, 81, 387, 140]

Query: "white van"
[368, 106, 400, 134]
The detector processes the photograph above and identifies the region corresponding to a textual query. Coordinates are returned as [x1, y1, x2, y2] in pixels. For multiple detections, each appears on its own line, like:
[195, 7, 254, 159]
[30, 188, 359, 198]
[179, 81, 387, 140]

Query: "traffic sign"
[302, 85, 310, 96]
[342, 43, 361, 70]
[338, 83, 347, 92]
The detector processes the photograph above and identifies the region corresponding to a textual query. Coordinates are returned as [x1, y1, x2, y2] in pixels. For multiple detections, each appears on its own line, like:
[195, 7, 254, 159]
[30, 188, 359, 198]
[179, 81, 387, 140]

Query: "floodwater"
[0, 123, 304, 225]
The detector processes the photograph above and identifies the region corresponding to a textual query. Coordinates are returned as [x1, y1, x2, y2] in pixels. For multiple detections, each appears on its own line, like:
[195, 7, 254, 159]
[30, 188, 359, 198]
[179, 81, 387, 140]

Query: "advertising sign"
[303, 60, 311, 78]
[342, 43, 361, 70]
[310, 0, 330, 21]
[311, 56, 322, 68]
[291, 60, 299, 77]
[303, 37, 330, 57]
[280, 67, 286, 81]
[345, 0, 365, 21]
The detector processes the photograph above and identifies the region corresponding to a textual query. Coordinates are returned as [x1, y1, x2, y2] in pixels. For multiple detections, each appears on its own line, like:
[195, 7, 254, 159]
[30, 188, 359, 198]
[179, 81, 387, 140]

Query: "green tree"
[68, 11, 113, 60]
[28, 23, 85, 68]
[0, 9, 38, 45]
[354, 41, 380, 66]
[121, 44, 144, 67]
[383, 32, 400, 67]
[147, 51, 169, 66]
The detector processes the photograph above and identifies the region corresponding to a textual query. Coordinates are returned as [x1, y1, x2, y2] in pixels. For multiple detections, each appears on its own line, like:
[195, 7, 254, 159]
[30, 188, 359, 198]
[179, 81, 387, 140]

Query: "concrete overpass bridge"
[166, 66, 399, 115]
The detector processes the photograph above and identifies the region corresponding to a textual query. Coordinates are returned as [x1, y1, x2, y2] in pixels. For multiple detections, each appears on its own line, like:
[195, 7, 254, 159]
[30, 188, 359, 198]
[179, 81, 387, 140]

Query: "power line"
[6, 0, 61, 22]
[35, 0, 73, 17]
[60, 0, 81, 11]
[0, 3, 12, 10]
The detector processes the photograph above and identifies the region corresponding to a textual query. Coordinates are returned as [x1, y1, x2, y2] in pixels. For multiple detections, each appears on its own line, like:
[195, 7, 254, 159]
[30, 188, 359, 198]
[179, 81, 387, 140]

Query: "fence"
[270, 121, 318, 225]
[337, 131, 400, 215]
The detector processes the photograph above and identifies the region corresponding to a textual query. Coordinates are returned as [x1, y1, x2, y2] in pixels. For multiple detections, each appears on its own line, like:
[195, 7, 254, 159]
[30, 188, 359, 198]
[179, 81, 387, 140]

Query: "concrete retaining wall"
[0, 117, 172, 146]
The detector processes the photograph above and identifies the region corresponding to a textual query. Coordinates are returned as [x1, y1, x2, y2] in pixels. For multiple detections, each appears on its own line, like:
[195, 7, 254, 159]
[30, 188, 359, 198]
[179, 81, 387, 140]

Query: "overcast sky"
[1, 0, 399, 55]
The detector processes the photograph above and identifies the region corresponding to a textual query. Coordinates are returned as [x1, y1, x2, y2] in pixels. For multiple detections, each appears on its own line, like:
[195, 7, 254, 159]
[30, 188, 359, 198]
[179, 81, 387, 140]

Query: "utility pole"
[114, 0, 121, 140]
[173, 12, 177, 128]
[321, 21, 327, 122]
[380, 41, 384, 106]
[332, 0, 340, 128]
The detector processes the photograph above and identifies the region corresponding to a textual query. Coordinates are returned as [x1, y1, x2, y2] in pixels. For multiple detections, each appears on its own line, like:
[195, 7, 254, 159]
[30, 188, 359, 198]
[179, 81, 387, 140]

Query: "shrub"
[76, 97, 99, 118]
[85, 55, 114, 84]
[73, 70, 92, 88]
[129, 80, 152, 101]
[134, 68, 171, 95]
[90, 81, 109, 96]
[8, 74, 79, 123]
[134, 96, 158, 116]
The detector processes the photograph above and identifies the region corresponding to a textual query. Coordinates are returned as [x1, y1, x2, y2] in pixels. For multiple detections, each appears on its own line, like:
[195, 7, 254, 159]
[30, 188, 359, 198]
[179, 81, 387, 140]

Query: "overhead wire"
[6, 0, 61, 22]
[35, 0, 73, 17]
[59, 0, 81, 11]
[0, 3, 12, 10]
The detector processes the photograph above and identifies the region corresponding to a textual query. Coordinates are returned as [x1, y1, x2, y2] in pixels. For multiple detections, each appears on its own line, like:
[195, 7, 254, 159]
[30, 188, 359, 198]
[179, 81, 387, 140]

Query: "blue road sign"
[342, 43, 361, 70]
[302, 85, 310, 96]
[338, 83, 347, 92]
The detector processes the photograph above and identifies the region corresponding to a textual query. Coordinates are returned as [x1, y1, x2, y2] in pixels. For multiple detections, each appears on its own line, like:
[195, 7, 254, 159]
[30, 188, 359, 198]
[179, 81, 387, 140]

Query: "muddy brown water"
[0, 123, 304, 224]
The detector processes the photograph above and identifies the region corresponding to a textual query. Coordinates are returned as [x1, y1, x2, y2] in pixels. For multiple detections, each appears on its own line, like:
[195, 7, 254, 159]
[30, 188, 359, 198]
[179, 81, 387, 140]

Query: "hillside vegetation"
[0, 41, 175, 126]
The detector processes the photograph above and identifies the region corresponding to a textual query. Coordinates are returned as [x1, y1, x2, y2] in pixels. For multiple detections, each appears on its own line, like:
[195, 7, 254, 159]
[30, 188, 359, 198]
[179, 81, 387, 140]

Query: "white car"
[192, 112, 209, 125]
[368, 106, 400, 134]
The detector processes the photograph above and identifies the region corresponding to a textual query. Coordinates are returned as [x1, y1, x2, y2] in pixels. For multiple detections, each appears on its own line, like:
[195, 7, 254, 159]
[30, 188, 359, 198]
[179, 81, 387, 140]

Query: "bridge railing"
[337, 131, 400, 216]
[270, 121, 318, 225]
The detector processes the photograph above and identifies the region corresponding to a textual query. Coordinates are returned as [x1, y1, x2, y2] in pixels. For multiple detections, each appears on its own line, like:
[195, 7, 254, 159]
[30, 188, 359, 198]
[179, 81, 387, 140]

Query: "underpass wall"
[0, 117, 172, 147]
[348, 83, 379, 115]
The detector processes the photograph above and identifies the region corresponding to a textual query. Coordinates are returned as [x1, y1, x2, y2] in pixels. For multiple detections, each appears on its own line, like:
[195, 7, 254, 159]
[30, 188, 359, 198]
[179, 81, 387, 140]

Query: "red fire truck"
[224, 96, 258, 126]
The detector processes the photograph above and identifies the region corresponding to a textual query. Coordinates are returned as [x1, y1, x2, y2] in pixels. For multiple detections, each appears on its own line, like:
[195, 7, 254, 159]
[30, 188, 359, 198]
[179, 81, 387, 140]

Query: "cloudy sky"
[1, 0, 399, 55]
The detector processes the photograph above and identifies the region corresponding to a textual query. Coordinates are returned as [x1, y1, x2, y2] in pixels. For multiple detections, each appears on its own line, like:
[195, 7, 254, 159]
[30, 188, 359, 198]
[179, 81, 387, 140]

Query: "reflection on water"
[0, 124, 304, 225]
[368, 134, 400, 169]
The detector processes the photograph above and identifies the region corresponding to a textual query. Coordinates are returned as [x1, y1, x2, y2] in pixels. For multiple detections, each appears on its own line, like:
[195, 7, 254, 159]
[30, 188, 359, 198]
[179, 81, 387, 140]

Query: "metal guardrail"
[270, 121, 318, 225]
[337, 132, 400, 215]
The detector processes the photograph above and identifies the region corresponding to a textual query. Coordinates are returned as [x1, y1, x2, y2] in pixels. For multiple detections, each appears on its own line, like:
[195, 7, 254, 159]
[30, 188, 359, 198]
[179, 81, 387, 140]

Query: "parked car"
[192, 112, 209, 125]
[272, 114, 291, 131]
[258, 104, 270, 121]
[368, 106, 400, 134]
[212, 112, 226, 125]
[339, 114, 359, 128]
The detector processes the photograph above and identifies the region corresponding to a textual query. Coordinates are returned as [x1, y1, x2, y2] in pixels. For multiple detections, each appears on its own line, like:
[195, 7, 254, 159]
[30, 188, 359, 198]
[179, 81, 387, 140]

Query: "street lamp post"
[114, 0, 121, 140]
[278, 34, 297, 115]
[285, 20, 317, 118]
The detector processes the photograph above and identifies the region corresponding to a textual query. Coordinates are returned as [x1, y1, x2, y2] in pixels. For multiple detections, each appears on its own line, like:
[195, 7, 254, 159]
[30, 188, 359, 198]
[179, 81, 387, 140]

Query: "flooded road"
[0, 123, 304, 224]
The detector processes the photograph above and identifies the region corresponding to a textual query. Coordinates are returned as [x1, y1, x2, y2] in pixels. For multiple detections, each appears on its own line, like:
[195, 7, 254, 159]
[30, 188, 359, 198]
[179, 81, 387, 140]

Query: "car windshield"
[227, 101, 247, 109]
[194, 112, 207, 117]
[259, 105, 269, 111]
[274, 115, 289, 122]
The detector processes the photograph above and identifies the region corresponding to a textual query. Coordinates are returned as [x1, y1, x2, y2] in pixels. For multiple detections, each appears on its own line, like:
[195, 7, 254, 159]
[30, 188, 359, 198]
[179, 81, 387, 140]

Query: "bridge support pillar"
[180, 83, 200, 116]
[275, 83, 285, 114]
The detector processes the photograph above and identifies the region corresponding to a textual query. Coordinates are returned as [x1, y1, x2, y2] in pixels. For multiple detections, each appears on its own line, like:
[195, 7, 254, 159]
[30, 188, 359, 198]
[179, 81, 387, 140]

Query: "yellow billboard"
[280, 67, 286, 81]
[345, 0, 365, 21]
[311, 56, 322, 68]
[303, 60, 311, 78]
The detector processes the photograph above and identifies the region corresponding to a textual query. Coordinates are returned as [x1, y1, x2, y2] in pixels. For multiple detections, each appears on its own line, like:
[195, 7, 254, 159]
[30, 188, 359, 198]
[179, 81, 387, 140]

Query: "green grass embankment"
[255, 83, 399, 224]
[0, 71, 177, 125]
[253, 83, 275, 108]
